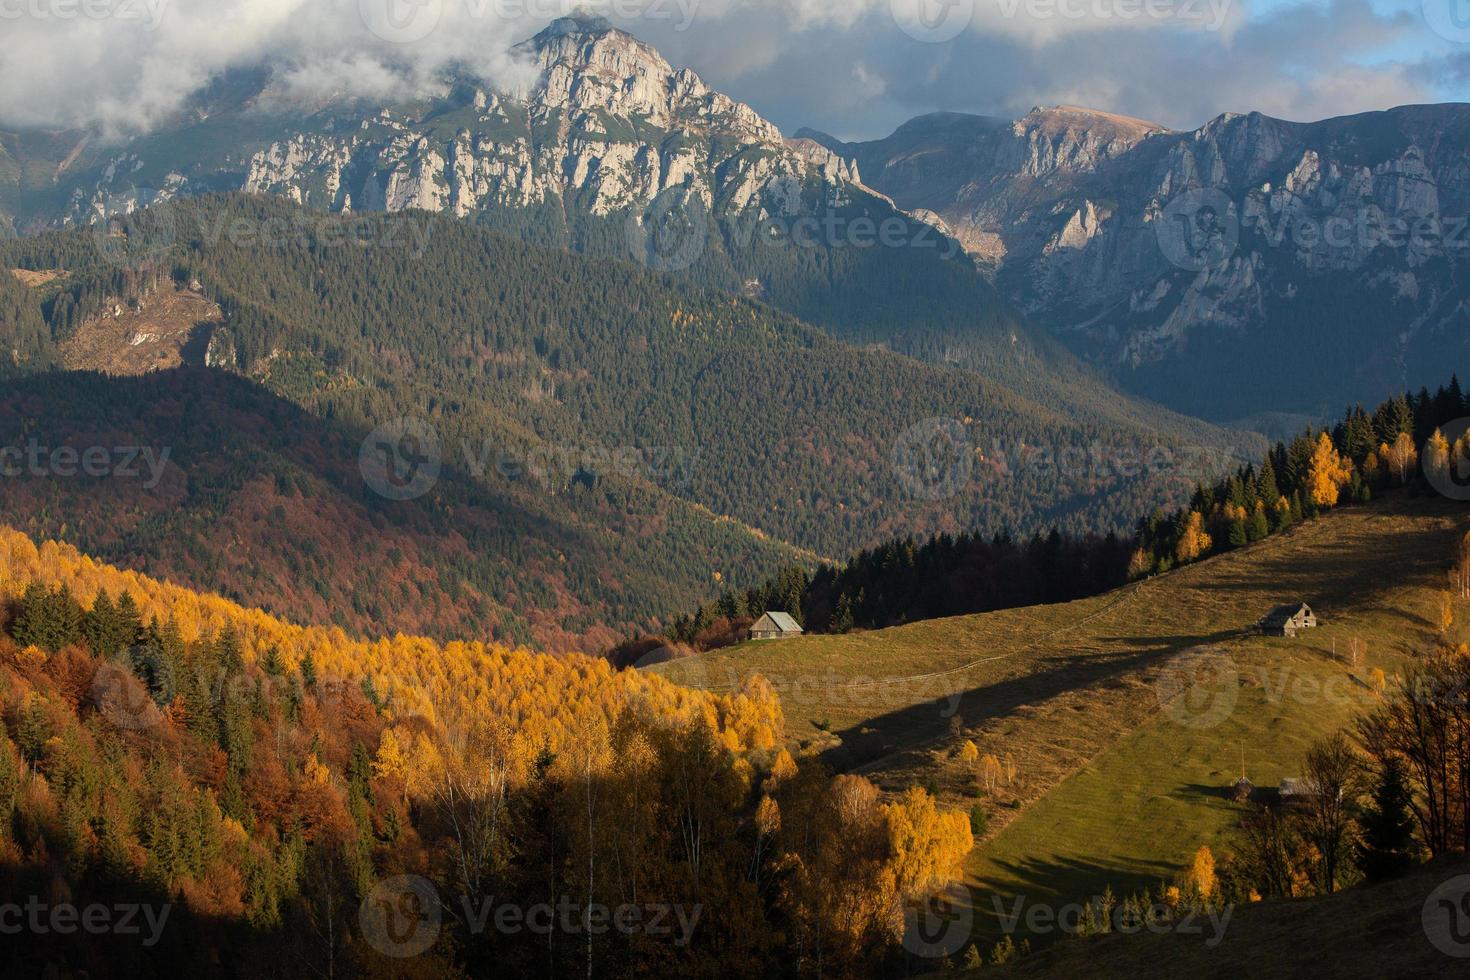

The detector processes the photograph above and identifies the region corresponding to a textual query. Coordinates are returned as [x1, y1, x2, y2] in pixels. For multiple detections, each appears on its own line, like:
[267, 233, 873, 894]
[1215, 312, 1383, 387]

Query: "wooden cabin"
[1261, 603, 1317, 637]
[750, 611, 804, 641]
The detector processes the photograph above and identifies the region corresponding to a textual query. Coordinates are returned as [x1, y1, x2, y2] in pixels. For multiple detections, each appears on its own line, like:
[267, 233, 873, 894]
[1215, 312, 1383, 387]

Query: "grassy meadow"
[654, 494, 1470, 946]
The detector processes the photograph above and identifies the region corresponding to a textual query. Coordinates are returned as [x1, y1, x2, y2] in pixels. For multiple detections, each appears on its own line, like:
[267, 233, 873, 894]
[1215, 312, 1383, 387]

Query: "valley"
[0, 195, 1250, 649]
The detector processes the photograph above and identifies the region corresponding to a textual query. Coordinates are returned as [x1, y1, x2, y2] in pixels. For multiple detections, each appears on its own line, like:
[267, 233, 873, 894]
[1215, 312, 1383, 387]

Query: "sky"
[0, 0, 1467, 140]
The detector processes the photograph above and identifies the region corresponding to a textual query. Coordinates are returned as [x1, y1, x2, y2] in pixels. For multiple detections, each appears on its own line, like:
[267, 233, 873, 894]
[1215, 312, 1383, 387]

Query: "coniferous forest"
[640, 380, 1470, 652]
[0, 196, 1248, 649]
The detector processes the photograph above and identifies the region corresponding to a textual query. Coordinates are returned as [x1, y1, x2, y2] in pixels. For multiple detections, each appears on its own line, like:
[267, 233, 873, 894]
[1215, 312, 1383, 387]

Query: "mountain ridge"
[11, 17, 1461, 422]
[816, 100, 1470, 419]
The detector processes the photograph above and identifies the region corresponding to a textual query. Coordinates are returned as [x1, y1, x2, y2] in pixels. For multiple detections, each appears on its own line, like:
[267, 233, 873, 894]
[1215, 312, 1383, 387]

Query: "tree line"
[634, 376, 1469, 656]
[1, 195, 1248, 651]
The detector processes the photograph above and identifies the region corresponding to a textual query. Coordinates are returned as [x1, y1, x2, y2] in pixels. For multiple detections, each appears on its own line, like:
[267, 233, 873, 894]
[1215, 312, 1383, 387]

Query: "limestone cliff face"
[58, 14, 869, 237]
[815, 104, 1470, 416]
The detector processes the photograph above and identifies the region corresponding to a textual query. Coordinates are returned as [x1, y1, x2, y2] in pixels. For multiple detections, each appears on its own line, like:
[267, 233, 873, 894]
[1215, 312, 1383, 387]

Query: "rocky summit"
[20, 14, 864, 240]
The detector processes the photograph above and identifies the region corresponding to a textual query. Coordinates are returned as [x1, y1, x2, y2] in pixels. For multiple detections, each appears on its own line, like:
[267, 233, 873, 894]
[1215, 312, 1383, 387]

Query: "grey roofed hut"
[1261, 603, 1318, 637]
[750, 611, 804, 640]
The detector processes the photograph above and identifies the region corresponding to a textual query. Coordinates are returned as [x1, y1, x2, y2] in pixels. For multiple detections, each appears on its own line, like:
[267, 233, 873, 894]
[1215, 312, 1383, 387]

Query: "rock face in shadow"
[813, 104, 1470, 420]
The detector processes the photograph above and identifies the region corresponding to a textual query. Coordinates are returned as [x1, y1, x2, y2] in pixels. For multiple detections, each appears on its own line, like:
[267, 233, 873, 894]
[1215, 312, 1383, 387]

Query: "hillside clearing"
[654, 495, 1470, 942]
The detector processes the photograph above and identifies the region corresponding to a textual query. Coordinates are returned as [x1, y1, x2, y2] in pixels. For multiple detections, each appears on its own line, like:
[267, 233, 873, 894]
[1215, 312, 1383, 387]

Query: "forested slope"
[0, 526, 972, 979]
[0, 196, 1252, 645]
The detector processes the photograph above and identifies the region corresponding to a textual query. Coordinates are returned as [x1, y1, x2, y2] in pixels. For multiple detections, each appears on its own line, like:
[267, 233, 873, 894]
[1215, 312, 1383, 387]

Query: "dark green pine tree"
[1227, 474, 1249, 510]
[299, 650, 318, 690]
[13, 584, 85, 653]
[1248, 505, 1270, 542]
[82, 590, 119, 656]
[10, 582, 52, 650]
[1228, 518, 1249, 549]
[53, 585, 84, 652]
[828, 593, 854, 635]
[1257, 456, 1281, 505]
[260, 645, 286, 677]
[1373, 395, 1414, 446]
[1356, 758, 1418, 882]
[215, 627, 246, 676]
[156, 617, 186, 676]
[1284, 434, 1314, 497]
[115, 591, 143, 648]
[129, 643, 177, 707]
[1339, 405, 1375, 463]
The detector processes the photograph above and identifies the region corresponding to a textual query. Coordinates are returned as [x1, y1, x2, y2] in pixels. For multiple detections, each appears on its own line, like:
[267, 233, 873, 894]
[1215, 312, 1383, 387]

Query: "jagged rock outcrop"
[54, 14, 855, 237]
[814, 104, 1470, 419]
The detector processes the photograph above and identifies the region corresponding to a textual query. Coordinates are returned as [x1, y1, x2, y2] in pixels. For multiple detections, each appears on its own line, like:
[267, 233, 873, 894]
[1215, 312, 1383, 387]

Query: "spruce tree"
[299, 650, 318, 690]
[1248, 505, 1270, 542]
[115, 591, 143, 649]
[1356, 759, 1418, 882]
[1228, 519, 1248, 549]
[1257, 457, 1281, 505]
[828, 593, 854, 634]
[10, 582, 51, 650]
[82, 590, 119, 656]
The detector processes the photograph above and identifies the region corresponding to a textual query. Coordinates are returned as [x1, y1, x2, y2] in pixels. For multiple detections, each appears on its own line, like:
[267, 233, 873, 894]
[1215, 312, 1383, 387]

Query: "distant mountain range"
[2, 12, 1464, 650]
[805, 102, 1470, 423]
[0, 15, 1090, 419]
[3, 13, 1465, 425]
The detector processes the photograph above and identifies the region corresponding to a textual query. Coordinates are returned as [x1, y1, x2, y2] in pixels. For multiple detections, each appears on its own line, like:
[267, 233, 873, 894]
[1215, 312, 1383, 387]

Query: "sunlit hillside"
[654, 494, 1470, 948]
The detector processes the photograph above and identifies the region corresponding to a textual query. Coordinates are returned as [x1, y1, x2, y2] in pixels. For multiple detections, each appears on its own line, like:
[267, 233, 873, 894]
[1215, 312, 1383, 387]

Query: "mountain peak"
[1020, 104, 1168, 139]
[538, 9, 617, 41]
[521, 9, 668, 72]
[515, 13, 782, 146]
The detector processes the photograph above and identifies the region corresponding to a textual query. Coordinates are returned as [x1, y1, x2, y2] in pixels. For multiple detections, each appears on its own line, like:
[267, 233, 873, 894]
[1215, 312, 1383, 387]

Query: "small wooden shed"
[750, 611, 804, 641]
[1261, 603, 1317, 637]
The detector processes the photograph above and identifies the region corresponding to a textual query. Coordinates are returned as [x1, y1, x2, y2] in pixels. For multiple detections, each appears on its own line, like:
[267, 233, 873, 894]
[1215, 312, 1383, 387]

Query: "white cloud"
[636, 0, 1442, 136]
[0, 0, 543, 135]
[0, 0, 1452, 139]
